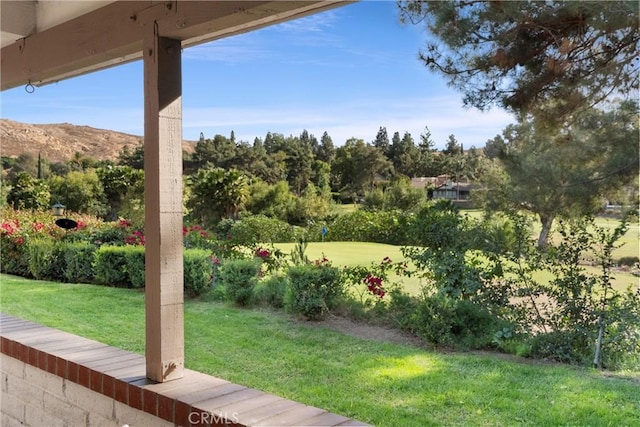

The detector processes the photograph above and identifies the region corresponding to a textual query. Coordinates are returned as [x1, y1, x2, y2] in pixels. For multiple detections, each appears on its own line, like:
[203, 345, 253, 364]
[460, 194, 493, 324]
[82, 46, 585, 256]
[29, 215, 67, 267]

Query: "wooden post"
[143, 33, 184, 382]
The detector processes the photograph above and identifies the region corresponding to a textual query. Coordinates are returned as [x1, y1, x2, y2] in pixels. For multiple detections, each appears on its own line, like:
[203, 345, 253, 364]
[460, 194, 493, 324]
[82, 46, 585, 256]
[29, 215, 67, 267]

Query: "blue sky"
[1, 1, 514, 150]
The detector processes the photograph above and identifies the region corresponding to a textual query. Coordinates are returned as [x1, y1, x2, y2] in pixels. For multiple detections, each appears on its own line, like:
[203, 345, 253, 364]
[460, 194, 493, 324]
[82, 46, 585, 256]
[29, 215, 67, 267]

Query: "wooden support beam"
[144, 34, 184, 383]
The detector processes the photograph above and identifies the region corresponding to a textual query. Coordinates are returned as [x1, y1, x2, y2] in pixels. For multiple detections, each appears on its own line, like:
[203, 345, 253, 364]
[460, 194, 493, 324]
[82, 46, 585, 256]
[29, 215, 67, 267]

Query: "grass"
[274, 241, 425, 295]
[2, 274, 639, 426]
[274, 241, 638, 296]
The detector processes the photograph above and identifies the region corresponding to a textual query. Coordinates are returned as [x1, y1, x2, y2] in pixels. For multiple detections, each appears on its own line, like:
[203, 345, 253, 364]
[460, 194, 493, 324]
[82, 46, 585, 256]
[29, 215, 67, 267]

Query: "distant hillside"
[0, 119, 195, 164]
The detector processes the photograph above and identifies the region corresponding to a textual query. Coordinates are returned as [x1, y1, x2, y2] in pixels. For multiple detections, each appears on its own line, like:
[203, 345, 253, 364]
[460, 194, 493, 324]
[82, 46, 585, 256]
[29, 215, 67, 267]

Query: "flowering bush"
[0, 208, 65, 276]
[183, 224, 214, 250]
[255, 247, 270, 259]
[124, 229, 145, 246]
[363, 274, 386, 298]
[341, 256, 407, 309]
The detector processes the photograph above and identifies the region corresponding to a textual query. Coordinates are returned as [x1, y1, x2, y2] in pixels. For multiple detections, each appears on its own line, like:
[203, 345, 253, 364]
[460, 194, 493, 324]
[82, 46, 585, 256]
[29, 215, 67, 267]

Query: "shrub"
[184, 249, 214, 296]
[218, 258, 261, 306]
[285, 260, 343, 320]
[124, 246, 146, 289]
[26, 238, 63, 280]
[326, 209, 410, 244]
[62, 242, 97, 283]
[412, 295, 505, 349]
[385, 287, 420, 331]
[226, 215, 297, 244]
[94, 246, 129, 287]
[530, 331, 592, 365]
[254, 275, 289, 309]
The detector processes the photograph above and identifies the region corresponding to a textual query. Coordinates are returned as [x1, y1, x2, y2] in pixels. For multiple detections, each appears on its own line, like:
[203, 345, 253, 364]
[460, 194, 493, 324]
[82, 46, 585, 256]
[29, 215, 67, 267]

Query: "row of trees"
[3, 95, 638, 248]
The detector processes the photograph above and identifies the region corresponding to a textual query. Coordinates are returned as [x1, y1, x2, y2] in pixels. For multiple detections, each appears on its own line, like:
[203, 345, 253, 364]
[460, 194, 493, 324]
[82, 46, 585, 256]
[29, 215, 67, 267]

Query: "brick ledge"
[0, 313, 369, 427]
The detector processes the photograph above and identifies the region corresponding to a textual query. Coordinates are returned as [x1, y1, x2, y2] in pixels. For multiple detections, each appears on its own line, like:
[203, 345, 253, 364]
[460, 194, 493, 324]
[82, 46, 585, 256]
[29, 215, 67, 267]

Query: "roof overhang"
[1, 0, 351, 91]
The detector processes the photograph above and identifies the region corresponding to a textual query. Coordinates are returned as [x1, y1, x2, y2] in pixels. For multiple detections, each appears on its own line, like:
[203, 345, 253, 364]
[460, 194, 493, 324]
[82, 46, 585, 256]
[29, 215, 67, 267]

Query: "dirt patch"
[303, 314, 425, 348]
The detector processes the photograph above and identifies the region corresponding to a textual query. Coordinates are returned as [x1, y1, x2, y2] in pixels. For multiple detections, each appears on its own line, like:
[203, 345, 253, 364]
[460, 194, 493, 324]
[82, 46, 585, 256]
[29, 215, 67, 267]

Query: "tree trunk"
[537, 214, 554, 250]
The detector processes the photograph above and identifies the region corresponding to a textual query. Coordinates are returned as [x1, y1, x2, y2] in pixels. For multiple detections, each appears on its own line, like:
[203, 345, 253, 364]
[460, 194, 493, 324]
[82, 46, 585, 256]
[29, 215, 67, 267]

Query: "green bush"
[530, 331, 592, 365]
[385, 287, 421, 331]
[326, 209, 410, 244]
[412, 295, 505, 349]
[184, 249, 214, 296]
[26, 238, 63, 280]
[0, 237, 30, 277]
[93, 246, 129, 287]
[218, 258, 261, 306]
[254, 275, 288, 308]
[285, 262, 343, 320]
[226, 215, 297, 244]
[124, 246, 146, 289]
[62, 242, 97, 283]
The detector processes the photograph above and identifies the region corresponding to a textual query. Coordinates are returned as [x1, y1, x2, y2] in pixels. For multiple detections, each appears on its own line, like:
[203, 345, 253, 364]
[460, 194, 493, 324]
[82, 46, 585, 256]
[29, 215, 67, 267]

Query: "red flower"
[363, 274, 386, 298]
[255, 248, 270, 259]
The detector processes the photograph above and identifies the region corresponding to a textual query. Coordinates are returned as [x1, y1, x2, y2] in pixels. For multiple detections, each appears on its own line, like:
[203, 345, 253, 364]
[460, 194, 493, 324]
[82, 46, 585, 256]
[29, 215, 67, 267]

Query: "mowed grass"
[274, 241, 425, 295]
[461, 209, 640, 261]
[274, 241, 638, 296]
[1, 274, 639, 426]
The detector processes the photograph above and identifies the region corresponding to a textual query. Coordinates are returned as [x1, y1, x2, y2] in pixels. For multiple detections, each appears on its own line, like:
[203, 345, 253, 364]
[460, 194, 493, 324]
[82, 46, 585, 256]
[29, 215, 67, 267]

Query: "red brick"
[38, 350, 48, 371]
[90, 369, 102, 393]
[157, 394, 174, 423]
[78, 365, 90, 388]
[128, 384, 142, 410]
[175, 401, 192, 427]
[28, 347, 38, 366]
[143, 388, 158, 416]
[67, 361, 79, 383]
[56, 357, 67, 378]
[18, 343, 28, 362]
[47, 354, 57, 375]
[114, 379, 128, 404]
[103, 375, 115, 399]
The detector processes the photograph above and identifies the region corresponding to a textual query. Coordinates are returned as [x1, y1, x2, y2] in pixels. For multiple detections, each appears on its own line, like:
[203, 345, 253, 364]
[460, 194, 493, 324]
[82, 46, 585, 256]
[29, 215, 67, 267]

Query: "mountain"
[0, 119, 195, 164]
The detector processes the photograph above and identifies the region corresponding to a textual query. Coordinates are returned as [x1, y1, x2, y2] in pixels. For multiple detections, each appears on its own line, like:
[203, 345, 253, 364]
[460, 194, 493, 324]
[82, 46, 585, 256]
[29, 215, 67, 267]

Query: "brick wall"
[1, 353, 171, 427]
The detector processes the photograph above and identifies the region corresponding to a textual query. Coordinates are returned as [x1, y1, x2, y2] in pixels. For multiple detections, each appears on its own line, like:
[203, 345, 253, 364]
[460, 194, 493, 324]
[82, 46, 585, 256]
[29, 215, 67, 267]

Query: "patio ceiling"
[1, 0, 349, 91]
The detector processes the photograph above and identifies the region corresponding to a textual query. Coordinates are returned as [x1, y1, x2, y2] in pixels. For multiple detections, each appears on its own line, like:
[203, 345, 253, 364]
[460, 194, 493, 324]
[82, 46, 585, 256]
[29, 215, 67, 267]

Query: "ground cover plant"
[1, 274, 639, 427]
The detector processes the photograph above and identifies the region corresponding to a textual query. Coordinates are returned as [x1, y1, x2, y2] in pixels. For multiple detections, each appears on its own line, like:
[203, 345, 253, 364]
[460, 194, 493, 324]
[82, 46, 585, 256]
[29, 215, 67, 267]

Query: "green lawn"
[1, 274, 639, 426]
[274, 241, 638, 296]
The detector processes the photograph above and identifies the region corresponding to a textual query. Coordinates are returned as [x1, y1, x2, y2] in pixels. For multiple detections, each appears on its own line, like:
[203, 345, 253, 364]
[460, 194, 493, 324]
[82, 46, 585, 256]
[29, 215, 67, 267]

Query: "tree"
[193, 134, 236, 170]
[373, 126, 390, 156]
[442, 134, 462, 156]
[6, 153, 38, 181]
[186, 167, 249, 227]
[97, 165, 144, 220]
[399, 1, 639, 124]
[479, 101, 639, 248]
[317, 131, 336, 164]
[7, 172, 50, 210]
[389, 131, 420, 177]
[415, 126, 439, 176]
[332, 138, 393, 200]
[48, 169, 106, 216]
[118, 141, 145, 169]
